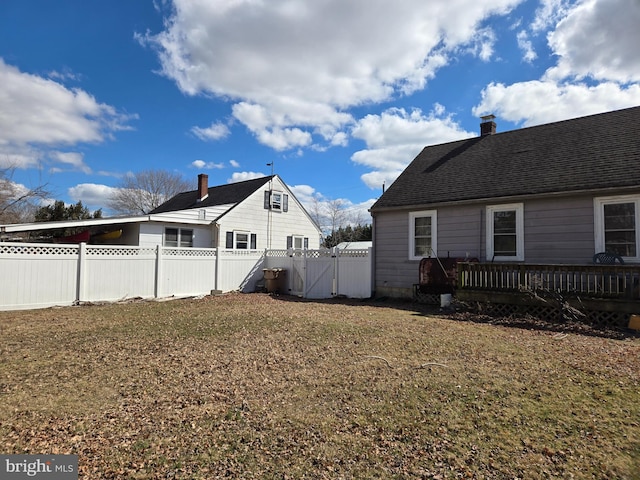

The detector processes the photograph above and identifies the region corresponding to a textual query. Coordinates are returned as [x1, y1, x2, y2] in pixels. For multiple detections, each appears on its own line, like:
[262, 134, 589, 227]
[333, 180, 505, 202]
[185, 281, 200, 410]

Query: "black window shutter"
[286, 236, 293, 249]
[283, 194, 289, 212]
[226, 231, 233, 249]
[304, 237, 309, 249]
[264, 191, 271, 209]
[250, 233, 257, 249]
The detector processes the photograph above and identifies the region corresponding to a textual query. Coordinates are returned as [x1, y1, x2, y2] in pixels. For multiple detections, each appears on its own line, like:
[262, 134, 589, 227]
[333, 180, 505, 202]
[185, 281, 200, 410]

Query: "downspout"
[371, 213, 376, 297]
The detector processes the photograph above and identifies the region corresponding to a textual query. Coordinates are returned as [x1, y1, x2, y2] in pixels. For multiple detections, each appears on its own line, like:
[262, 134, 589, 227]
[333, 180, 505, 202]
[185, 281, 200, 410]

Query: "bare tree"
[108, 169, 192, 215]
[0, 165, 49, 224]
[326, 198, 348, 237]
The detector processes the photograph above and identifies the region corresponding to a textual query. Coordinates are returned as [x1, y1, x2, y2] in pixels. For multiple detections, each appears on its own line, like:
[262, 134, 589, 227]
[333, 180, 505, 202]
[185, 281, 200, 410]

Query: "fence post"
[214, 246, 220, 292]
[76, 242, 87, 303]
[332, 247, 339, 296]
[154, 245, 162, 298]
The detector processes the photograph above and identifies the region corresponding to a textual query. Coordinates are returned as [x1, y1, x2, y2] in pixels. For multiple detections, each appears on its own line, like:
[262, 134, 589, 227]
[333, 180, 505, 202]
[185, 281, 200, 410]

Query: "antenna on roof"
[266, 161, 274, 177]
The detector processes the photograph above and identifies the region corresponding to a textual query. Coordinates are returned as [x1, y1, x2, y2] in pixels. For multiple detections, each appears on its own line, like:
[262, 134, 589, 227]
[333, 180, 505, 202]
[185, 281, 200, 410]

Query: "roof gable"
[371, 106, 640, 210]
[150, 176, 273, 214]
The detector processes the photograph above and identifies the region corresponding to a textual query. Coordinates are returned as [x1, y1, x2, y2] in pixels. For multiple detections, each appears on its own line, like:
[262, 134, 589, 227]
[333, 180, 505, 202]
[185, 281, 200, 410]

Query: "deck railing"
[457, 262, 640, 300]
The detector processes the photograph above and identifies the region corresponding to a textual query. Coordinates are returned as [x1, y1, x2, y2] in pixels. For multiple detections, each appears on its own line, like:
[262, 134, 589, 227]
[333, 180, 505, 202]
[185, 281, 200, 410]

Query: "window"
[164, 228, 193, 247]
[287, 235, 308, 249]
[272, 192, 283, 210]
[409, 211, 437, 260]
[595, 195, 640, 260]
[486, 204, 524, 261]
[264, 190, 289, 212]
[226, 231, 257, 250]
[236, 233, 249, 249]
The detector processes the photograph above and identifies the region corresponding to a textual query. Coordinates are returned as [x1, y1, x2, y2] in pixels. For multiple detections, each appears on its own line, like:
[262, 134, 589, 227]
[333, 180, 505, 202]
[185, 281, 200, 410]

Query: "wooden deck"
[455, 262, 640, 327]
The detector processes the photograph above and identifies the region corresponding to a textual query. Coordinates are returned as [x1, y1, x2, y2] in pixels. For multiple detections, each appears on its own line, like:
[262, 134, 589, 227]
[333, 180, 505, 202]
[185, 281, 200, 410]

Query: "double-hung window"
[594, 195, 640, 260]
[164, 228, 194, 247]
[226, 231, 257, 250]
[264, 190, 289, 212]
[286, 235, 308, 250]
[486, 204, 524, 261]
[409, 210, 437, 260]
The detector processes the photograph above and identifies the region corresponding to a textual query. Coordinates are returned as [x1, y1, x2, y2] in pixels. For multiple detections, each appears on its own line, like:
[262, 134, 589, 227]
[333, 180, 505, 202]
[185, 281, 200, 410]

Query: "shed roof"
[371, 106, 640, 211]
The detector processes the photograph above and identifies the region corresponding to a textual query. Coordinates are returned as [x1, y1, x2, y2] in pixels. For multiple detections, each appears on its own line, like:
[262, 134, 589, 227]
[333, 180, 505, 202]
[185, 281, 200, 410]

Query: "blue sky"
[1, 0, 639, 225]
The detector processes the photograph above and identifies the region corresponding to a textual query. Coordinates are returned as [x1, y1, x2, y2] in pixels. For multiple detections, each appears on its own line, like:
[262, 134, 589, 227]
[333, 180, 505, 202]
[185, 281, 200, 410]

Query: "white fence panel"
[218, 250, 265, 293]
[0, 243, 79, 310]
[336, 248, 372, 298]
[161, 248, 217, 297]
[0, 243, 372, 311]
[82, 245, 157, 302]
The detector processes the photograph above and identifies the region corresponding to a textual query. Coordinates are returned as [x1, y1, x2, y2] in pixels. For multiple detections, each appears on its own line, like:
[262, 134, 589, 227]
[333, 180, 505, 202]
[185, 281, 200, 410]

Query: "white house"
[0, 174, 322, 250]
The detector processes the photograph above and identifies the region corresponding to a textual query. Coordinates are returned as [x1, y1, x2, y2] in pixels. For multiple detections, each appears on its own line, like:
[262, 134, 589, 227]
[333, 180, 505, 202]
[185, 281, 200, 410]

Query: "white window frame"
[594, 194, 640, 262]
[486, 203, 524, 261]
[408, 210, 437, 261]
[271, 191, 283, 211]
[292, 235, 304, 249]
[235, 231, 250, 250]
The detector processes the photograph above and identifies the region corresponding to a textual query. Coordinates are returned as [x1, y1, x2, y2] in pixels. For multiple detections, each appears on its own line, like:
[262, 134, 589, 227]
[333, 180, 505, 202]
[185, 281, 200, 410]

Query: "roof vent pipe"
[480, 114, 496, 136]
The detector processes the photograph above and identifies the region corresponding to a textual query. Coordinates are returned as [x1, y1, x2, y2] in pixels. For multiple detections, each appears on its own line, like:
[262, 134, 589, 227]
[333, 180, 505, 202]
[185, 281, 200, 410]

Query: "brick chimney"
[197, 173, 209, 202]
[480, 114, 496, 136]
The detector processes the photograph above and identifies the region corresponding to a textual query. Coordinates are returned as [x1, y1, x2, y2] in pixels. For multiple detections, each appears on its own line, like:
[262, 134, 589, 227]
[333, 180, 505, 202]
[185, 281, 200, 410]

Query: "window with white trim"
[409, 210, 437, 260]
[594, 195, 639, 260]
[286, 235, 308, 250]
[264, 190, 289, 212]
[226, 231, 257, 250]
[271, 191, 283, 210]
[164, 228, 194, 247]
[486, 203, 524, 261]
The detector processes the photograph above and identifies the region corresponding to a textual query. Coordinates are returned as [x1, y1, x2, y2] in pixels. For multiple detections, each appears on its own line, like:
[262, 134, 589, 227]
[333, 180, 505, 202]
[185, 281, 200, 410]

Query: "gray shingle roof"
[150, 176, 273, 214]
[371, 106, 640, 211]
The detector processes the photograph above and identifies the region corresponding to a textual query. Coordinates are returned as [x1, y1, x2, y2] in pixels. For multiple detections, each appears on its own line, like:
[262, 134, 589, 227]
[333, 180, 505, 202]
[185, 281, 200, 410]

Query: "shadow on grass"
[265, 293, 640, 341]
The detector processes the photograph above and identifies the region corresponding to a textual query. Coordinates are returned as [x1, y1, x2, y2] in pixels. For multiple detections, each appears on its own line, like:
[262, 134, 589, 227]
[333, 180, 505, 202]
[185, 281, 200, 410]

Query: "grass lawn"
[1, 293, 639, 479]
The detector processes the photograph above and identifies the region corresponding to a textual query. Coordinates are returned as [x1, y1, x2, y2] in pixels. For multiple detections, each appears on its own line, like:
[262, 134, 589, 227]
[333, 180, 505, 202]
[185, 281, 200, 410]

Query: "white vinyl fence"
[0, 243, 371, 311]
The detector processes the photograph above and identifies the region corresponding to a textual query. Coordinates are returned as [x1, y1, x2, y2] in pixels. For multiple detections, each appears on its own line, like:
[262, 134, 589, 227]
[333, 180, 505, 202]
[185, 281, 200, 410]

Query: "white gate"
[290, 251, 306, 296]
[304, 250, 336, 299]
[264, 248, 371, 299]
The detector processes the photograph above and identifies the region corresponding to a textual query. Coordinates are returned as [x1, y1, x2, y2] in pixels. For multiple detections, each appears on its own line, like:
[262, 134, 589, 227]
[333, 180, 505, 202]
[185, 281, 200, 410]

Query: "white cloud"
[474, 81, 640, 126]
[191, 122, 230, 141]
[50, 151, 92, 174]
[0, 59, 135, 169]
[516, 30, 537, 63]
[545, 0, 640, 83]
[67, 183, 119, 210]
[143, 0, 522, 150]
[227, 171, 266, 183]
[351, 106, 475, 188]
[473, 0, 640, 127]
[530, 0, 573, 32]
[191, 159, 225, 169]
[229, 160, 240, 168]
[465, 27, 497, 62]
[47, 68, 81, 82]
